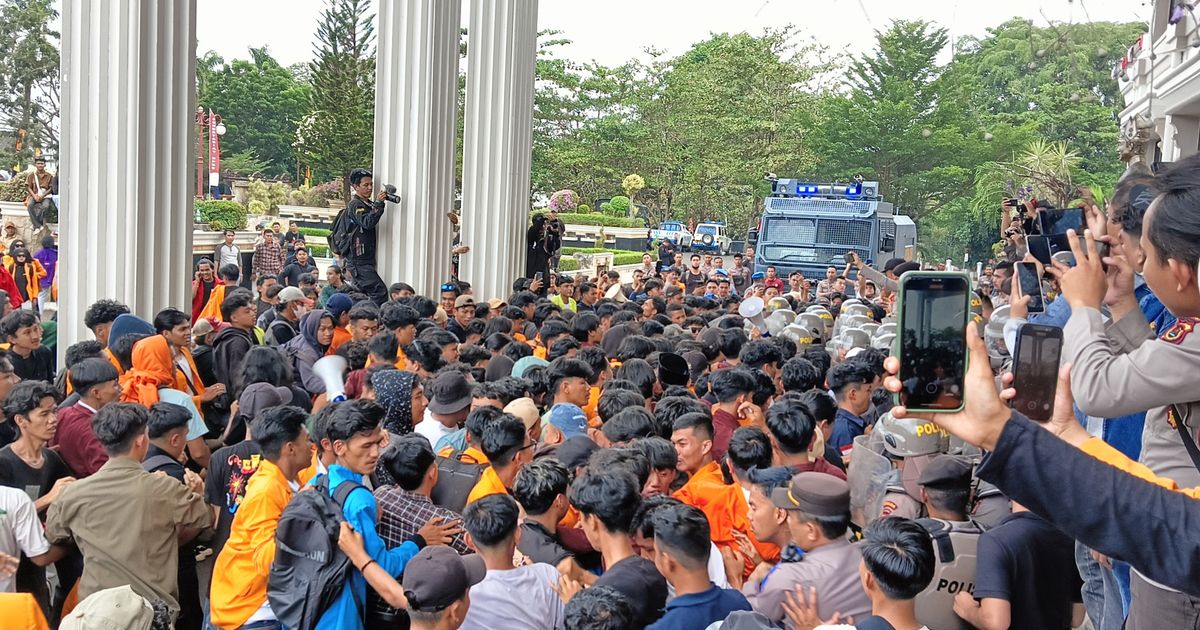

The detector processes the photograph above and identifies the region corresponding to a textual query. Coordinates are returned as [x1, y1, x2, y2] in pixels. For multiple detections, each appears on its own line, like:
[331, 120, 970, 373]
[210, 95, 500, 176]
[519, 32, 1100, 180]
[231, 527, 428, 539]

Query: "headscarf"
[120, 335, 175, 406]
[104, 314, 154, 376]
[372, 369, 419, 435]
[298, 309, 332, 355]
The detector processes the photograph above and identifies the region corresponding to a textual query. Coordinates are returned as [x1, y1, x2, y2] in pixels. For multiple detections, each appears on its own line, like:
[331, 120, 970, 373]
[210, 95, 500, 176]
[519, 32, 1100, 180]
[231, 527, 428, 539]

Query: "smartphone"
[1003, 198, 1021, 207]
[894, 272, 970, 412]
[534, 271, 543, 282]
[1027, 235, 1053, 265]
[1037, 207, 1084, 235]
[1010, 324, 1063, 422]
[1015, 262, 1044, 313]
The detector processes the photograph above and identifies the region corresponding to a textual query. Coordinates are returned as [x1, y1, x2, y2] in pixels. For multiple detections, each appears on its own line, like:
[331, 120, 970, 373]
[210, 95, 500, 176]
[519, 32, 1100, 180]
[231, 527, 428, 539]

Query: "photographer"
[344, 168, 391, 304]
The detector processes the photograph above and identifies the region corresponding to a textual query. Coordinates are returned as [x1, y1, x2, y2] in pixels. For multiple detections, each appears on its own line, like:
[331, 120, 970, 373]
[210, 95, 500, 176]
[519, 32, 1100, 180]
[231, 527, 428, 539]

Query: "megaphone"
[605, 283, 628, 303]
[313, 355, 349, 403]
[738, 296, 768, 335]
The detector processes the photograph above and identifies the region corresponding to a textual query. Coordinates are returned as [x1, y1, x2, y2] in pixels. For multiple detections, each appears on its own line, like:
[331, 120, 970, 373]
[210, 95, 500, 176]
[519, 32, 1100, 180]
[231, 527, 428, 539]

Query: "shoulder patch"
[1160, 317, 1198, 345]
[880, 499, 898, 517]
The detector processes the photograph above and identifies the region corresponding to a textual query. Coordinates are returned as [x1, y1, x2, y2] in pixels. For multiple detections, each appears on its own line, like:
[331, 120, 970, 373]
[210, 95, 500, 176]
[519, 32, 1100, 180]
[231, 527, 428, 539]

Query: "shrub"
[549, 189, 579, 213]
[247, 200, 268, 215]
[297, 227, 331, 239]
[289, 184, 330, 208]
[600, 195, 631, 217]
[578, 204, 591, 213]
[558, 258, 579, 272]
[308, 244, 331, 258]
[195, 200, 248, 230]
[0, 177, 26, 203]
[313, 177, 345, 201]
[532, 211, 643, 228]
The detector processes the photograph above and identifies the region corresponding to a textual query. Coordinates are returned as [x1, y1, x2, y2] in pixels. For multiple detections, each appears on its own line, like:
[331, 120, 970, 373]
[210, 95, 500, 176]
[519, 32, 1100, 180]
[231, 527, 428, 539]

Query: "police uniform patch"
[1160, 317, 1198, 345]
[880, 500, 898, 517]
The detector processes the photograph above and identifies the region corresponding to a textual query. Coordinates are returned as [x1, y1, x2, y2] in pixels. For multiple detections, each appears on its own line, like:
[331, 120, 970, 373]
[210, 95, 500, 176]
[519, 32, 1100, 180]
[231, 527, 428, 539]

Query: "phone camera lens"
[925, 383, 940, 395]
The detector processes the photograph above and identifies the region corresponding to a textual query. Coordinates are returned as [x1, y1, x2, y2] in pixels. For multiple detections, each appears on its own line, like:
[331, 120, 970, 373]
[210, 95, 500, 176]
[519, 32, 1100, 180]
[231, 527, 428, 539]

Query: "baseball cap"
[325, 293, 354, 319]
[401, 546, 486, 612]
[751, 271, 765, 280]
[548, 403, 588, 439]
[61, 585, 154, 630]
[503, 397, 541, 432]
[511, 356, 549, 379]
[454, 295, 476, 309]
[771, 472, 851, 516]
[882, 258, 907, 273]
[191, 318, 215, 339]
[278, 286, 313, 306]
[657, 352, 690, 387]
[427, 371, 473, 415]
[487, 298, 507, 310]
[555, 435, 599, 470]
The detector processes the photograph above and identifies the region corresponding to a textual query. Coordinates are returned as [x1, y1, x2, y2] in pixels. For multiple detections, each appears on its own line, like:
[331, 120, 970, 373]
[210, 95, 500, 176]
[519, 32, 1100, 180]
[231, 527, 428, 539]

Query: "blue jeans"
[206, 622, 281, 630]
[1075, 541, 1125, 630]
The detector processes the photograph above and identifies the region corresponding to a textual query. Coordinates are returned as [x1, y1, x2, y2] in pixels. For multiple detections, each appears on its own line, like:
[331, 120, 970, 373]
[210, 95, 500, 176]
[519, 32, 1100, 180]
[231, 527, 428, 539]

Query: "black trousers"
[348, 257, 386, 305]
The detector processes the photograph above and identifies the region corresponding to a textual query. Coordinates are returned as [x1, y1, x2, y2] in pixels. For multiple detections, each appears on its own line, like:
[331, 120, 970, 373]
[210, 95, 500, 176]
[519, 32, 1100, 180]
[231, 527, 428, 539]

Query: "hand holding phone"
[1015, 262, 1044, 314]
[1010, 324, 1063, 422]
[894, 272, 971, 412]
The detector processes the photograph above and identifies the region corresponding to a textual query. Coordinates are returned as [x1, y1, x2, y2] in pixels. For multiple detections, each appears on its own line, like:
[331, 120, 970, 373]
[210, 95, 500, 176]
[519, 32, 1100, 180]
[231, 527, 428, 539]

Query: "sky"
[196, 0, 1148, 69]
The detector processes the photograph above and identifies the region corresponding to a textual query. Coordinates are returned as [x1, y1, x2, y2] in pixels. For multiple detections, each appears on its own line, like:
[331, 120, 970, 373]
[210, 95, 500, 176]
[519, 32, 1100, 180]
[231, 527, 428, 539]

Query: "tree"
[295, 0, 376, 183]
[199, 47, 311, 177]
[0, 0, 59, 167]
[622, 174, 645, 205]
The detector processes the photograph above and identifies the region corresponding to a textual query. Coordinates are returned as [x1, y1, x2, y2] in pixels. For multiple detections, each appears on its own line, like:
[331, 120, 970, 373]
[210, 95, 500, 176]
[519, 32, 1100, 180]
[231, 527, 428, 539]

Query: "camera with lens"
[382, 184, 401, 204]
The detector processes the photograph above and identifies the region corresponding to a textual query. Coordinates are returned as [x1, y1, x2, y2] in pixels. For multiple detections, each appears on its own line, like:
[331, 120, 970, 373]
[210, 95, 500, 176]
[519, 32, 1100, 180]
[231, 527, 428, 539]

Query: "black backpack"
[268, 476, 365, 630]
[327, 208, 358, 257]
[430, 452, 487, 514]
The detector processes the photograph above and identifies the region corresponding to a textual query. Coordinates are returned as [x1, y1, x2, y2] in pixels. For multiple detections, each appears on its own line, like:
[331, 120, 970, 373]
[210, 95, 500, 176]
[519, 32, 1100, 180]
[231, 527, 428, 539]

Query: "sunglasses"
[441, 283, 456, 292]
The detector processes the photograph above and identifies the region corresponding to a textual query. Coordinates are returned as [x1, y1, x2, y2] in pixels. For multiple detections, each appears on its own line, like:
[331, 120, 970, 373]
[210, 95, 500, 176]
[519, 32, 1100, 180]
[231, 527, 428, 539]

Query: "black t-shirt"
[594, 554, 668, 628]
[0, 445, 72, 507]
[0, 421, 17, 449]
[683, 269, 708, 294]
[518, 521, 572, 567]
[205, 441, 265, 553]
[973, 511, 1082, 630]
[7, 347, 55, 383]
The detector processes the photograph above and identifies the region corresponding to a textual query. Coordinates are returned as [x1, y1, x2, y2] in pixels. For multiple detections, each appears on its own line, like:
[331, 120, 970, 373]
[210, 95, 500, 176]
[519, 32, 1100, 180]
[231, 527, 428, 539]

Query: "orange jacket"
[673, 460, 780, 577]
[4, 260, 45, 302]
[120, 335, 207, 412]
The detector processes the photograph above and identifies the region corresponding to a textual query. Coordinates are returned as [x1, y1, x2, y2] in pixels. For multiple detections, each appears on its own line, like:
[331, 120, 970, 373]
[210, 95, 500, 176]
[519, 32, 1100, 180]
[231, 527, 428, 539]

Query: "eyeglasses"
[441, 283, 456, 292]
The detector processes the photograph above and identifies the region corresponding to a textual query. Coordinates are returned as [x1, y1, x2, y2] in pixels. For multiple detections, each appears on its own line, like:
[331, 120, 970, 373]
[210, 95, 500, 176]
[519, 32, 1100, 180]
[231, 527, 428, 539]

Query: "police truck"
[750, 179, 916, 278]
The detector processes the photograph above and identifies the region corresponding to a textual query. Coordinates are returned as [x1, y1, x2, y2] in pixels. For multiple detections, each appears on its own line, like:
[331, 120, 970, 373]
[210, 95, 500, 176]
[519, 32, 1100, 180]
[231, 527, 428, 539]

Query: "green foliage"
[622, 174, 645, 200]
[600, 195, 631, 217]
[532, 211, 643, 228]
[0, 175, 26, 202]
[245, 178, 290, 214]
[296, 0, 376, 182]
[0, 0, 59, 167]
[198, 47, 311, 177]
[297, 227, 331, 238]
[308, 244, 332, 258]
[221, 148, 272, 177]
[195, 200, 248, 230]
[578, 204, 591, 213]
[247, 200, 268, 215]
[559, 247, 657, 270]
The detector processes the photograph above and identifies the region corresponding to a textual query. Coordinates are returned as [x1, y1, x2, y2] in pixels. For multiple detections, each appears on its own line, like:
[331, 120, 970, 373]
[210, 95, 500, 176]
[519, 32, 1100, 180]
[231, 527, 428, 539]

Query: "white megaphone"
[739, 296, 769, 335]
[313, 355, 349, 403]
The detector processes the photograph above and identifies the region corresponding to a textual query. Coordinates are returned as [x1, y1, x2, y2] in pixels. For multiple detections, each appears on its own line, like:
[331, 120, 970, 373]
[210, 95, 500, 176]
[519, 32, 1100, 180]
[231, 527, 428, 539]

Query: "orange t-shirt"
[0, 593, 50, 630]
[673, 460, 780, 576]
[328, 326, 352, 353]
[466, 466, 508, 505]
[584, 386, 602, 428]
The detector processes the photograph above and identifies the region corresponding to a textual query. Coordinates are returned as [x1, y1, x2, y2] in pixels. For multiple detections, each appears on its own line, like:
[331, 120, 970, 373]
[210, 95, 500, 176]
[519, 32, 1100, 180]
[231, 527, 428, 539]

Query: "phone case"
[892, 271, 971, 413]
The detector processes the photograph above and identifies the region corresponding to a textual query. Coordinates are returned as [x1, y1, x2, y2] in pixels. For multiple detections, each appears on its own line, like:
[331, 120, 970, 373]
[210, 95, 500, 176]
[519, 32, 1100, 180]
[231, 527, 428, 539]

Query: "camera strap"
[1169, 403, 1200, 473]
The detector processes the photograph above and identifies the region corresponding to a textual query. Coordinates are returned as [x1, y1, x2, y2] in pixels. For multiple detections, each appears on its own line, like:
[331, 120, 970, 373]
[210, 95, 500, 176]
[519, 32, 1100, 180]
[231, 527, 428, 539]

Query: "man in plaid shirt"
[370, 434, 469, 623]
[251, 226, 286, 288]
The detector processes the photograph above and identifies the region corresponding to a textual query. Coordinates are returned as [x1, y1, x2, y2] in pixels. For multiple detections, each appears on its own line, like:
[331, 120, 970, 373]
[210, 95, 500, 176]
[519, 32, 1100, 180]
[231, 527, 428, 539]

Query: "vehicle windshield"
[696, 225, 718, 235]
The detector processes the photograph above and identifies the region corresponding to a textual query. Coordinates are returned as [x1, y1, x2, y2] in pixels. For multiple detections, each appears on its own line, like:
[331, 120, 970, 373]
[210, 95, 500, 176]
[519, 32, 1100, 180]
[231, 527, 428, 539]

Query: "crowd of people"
[0, 155, 1198, 630]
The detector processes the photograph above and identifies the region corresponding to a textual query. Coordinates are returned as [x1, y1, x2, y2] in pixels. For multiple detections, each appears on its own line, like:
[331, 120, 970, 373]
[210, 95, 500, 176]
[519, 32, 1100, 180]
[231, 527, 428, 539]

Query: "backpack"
[268, 475, 365, 630]
[328, 208, 358, 257]
[430, 452, 487, 513]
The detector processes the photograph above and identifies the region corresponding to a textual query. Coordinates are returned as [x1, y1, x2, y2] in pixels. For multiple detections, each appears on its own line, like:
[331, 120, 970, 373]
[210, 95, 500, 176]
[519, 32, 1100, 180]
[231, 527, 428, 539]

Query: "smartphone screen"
[898, 274, 969, 411]
[1011, 324, 1063, 422]
[1037, 208, 1084, 235]
[1027, 236, 1052, 265]
[1015, 262, 1044, 313]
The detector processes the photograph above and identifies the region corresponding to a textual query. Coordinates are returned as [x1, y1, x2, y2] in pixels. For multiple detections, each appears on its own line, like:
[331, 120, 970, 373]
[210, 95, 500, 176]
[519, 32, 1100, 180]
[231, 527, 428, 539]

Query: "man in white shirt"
[214, 230, 241, 279]
[414, 371, 471, 448]
[0, 486, 63, 593]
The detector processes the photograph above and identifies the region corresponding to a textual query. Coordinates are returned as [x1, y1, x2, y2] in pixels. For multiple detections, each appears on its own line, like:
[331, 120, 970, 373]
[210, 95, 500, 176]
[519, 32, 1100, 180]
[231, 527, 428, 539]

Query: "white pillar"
[373, 0, 461, 296]
[460, 0, 539, 301]
[59, 0, 196, 351]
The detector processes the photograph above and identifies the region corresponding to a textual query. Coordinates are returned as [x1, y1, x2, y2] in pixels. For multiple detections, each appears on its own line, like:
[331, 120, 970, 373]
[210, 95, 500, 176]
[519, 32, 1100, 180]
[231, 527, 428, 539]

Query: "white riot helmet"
[876, 411, 948, 458]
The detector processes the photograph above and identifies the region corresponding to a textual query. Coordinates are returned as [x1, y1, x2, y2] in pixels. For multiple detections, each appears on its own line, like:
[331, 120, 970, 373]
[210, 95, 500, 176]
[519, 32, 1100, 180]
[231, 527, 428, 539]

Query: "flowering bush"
[549, 189, 579, 213]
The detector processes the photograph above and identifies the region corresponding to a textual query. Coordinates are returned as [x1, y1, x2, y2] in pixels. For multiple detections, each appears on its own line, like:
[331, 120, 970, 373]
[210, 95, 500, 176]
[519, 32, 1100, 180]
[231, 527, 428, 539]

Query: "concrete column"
[59, 0, 196, 352]
[1166, 114, 1200, 161]
[373, 0, 461, 296]
[460, 0, 539, 301]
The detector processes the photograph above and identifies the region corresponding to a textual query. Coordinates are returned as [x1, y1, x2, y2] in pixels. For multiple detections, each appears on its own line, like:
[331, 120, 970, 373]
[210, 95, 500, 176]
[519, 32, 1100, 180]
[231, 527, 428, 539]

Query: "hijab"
[120, 335, 175, 405]
[298, 309, 332, 355]
[372, 369, 419, 435]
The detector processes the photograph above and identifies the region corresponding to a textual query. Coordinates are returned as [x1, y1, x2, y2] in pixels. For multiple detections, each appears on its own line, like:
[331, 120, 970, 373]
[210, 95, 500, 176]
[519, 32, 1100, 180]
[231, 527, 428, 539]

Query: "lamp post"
[194, 108, 226, 199]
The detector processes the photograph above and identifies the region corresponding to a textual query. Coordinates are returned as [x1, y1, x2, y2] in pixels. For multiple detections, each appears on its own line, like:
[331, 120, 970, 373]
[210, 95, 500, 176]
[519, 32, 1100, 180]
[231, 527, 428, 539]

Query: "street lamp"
[194, 108, 225, 199]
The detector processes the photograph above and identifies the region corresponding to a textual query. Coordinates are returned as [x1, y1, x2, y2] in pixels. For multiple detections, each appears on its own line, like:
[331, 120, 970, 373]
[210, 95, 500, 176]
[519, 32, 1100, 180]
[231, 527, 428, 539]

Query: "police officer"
[874, 412, 945, 520]
[914, 455, 983, 630]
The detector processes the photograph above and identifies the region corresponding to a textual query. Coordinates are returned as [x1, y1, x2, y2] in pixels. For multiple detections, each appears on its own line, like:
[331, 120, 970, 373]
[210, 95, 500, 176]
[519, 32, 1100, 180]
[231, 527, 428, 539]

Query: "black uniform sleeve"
[346, 198, 385, 231]
[977, 411, 1200, 593]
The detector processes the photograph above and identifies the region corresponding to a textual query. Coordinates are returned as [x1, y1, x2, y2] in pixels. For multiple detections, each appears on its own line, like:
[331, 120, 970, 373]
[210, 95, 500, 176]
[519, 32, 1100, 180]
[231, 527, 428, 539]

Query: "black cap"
[771, 472, 850, 516]
[657, 352, 690, 387]
[401, 547, 486, 612]
[882, 258, 907, 273]
[555, 435, 599, 471]
[427, 371, 473, 415]
[918, 455, 973, 489]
